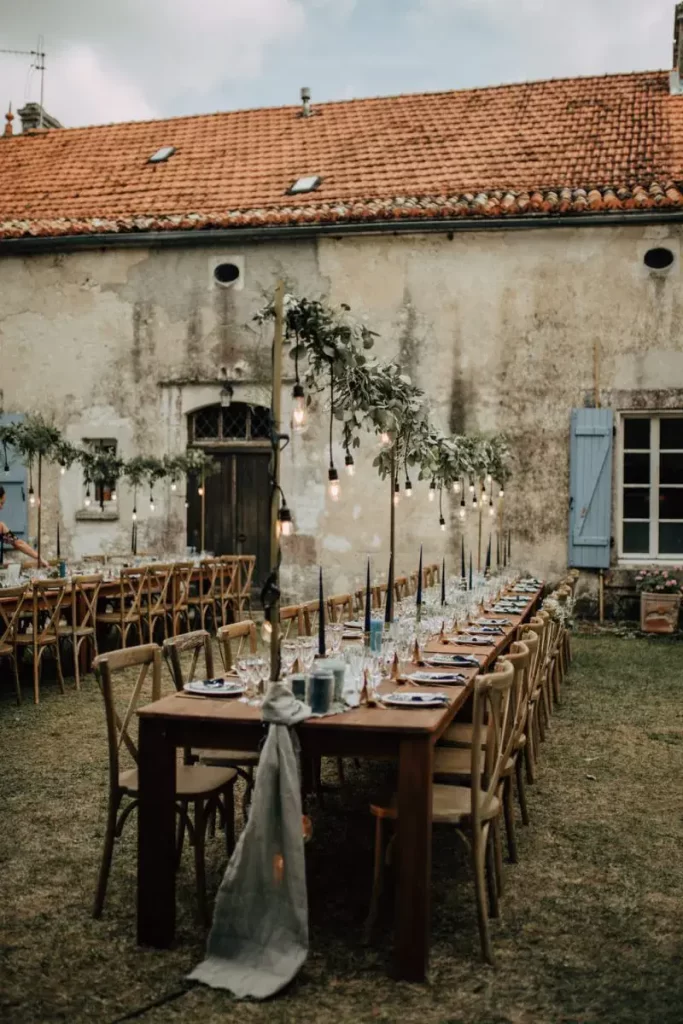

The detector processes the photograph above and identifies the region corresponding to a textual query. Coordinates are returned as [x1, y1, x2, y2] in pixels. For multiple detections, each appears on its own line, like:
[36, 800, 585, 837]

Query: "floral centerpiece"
[634, 567, 682, 634]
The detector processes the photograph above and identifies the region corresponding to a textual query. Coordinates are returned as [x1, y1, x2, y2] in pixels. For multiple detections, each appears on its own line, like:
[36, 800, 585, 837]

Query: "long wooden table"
[136, 586, 542, 982]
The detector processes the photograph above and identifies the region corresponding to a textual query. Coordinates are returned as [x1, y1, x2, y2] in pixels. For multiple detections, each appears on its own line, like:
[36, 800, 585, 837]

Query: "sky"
[0, 0, 676, 129]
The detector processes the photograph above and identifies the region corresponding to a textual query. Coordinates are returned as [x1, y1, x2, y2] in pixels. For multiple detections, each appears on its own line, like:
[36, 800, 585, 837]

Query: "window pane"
[623, 488, 649, 518]
[659, 418, 683, 450]
[222, 405, 248, 439]
[623, 452, 650, 484]
[660, 453, 683, 484]
[659, 521, 683, 554]
[623, 521, 650, 554]
[659, 488, 683, 519]
[624, 417, 650, 449]
[193, 408, 220, 439]
[250, 406, 271, 440]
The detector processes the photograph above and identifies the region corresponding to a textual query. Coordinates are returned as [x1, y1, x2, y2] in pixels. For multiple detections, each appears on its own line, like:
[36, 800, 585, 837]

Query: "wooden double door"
[187, 448, 270, 590]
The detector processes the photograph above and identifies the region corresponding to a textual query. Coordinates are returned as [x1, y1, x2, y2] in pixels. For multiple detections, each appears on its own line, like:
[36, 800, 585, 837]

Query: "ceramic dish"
[451, 634, 495, 646]
[427, 653, 481, 667]
[383, 691, 449, 707]
[407, 670, 466, 684]
[183, 678, 246, 697]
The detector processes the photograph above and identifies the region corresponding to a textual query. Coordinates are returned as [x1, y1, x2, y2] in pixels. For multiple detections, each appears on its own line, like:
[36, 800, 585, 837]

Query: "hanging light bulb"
[291, 382, 308, 433]
[171, 481, 177, 492]
[452, 479, 461, 494]
[481, 486, 487, 504]
[82, 486, 90, 509]
[149, 493, 155, 512]
[344, 452, 355, 476]
[458, 500, 466, 521]
[3, 462, 9, 476]
[132, 507, 137, 522]
[405, 477, 413, 498]
[486, 473, 493, 485]
[60, 464, 66, 476]
[439, 515, 446, 531]
[197, 484, 204, 497]
[184, 498, 189, 509]
[328, 467, 341, 501]
[488, 499, 495, 517]
[429, 480, 436, 502]
[261, 619, 273, 643]
[393, 480, 400, 506]
[469, 479, 475, 495]
[472, 493, 478, 509]
[380, 431, 391, 447]
[111, 489, 117, 503]
[29, 485, 36, 508]
[277, 502, 294, 537]
[499, 487, 505, 498]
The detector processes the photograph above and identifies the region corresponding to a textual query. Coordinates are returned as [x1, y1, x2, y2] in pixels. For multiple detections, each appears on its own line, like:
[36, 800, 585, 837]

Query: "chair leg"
[93, 793, 121, 918]
[502, 775, 518, 863]
[336, 757, 346, 787]
[222, 786, 235, 856]
[472, 829, 494, 964]
[73, 636, 81, 691]
[524, 718, 537, 785]
[492, 816, 504, 897]
[175, 803, 187, 871]
[515, 754, 530, 826]
[193, 799, 208, 926]
[11, 653, 22, 704]
[364, 816, 386, 942]
[485, 825, 500, 919]
[32, 644, 40, 704]
[54, 640, 66, 694]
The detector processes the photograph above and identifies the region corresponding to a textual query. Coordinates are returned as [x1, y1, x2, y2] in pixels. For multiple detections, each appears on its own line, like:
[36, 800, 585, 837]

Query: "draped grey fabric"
[189, 684, 311, 999]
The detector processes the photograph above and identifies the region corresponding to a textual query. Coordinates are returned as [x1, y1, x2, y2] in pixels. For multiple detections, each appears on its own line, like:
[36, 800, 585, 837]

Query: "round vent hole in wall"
[213, 262, 241, 286]
[643, 247, 675, 271]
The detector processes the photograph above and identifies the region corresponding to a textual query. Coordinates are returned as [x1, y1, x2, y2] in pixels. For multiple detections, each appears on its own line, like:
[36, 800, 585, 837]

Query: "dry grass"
[2, 634, 683, 1024]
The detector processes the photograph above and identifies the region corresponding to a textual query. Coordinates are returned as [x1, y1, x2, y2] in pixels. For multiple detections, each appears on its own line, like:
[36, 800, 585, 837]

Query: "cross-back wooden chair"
[96, 566, 147, 649]
[171, 561, 194, 637]
[217, 620, 257, 672]
[280, 604, 304, 639]
[409, 572, 419, 596]
[163, 630, 259, 809]
[353, 588, 366, 615]
[429, 562, 441, 585]
[371, 584, 387, 611]
[217, 556, 239, 626]
[394, 576, 409, 603]
[92, 643, 237, 923]
[327, 593, 354, 623]
[14, 579, 69, 704]
[187, 558, 221, 632]
[67, 574, 103, 690]
[0, 584, 29, 703]
[301, 600, 320, 637]
[236, 555, 256, 619]
[144, 563, 174, 641]
[367, 659, 515, 963]
[521, 618, 550, 771]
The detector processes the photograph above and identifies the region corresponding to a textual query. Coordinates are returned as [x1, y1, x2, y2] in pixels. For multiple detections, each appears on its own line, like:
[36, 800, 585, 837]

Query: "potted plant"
[635, 567, 682, 633]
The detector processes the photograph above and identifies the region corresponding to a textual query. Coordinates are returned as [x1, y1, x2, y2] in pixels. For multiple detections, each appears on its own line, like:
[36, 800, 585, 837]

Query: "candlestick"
[441, 557, 446, 604]
[364, 557, 372, 636]
[318, 566, 326, 658]
[485, 535, 491, 576]
[461, 536, 466, 583]
[416, 545, 423, 608]
[385, 552, 394, 624]
[469, 551, 473, 591]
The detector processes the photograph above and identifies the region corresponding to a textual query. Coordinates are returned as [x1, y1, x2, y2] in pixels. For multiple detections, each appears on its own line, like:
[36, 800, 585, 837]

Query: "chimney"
[3, 105, 14, 138]
[300, 87, 312, 118]
[17, 102, 62, 133]
[671, 2, 683, 94]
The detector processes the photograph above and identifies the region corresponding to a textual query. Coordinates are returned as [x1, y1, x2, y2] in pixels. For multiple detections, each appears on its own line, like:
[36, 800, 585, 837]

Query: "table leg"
[394, 735, 433, 982]
[137, 716, 176, 947]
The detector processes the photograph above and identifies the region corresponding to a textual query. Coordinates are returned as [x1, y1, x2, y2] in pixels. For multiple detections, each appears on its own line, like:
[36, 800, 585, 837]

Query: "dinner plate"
[466, 625, 503, 635]
[383, 691, 449, 707]
[477, 617, 511, 626]
[451, 634, 495, 646]
[343, 620, 364, 630]
[183, 678, 246, 697]
[342, 632, 364, 641]
[407, 671, 466, 684]
[427, 653, 481, 667]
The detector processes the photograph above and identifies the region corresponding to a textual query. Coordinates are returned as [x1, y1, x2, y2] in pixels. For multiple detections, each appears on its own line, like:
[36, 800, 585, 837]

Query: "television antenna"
[0, 36, 46, 127]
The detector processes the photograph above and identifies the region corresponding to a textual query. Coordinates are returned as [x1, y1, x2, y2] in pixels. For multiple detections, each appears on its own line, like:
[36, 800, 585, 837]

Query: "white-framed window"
[618, 412, 683, 561]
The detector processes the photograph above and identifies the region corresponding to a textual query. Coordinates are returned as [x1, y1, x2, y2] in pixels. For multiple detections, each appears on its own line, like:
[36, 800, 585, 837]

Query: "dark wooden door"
[187, 449, 271, 589]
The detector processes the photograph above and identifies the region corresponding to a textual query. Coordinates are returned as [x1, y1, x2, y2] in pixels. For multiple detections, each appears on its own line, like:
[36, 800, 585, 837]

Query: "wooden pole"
[37, 453, 42, 563]
[269, 280, 285, 684]
[477, 487, 482, 573]
[389, 445, 396, 605]
[200, 467, 206, 553]
[593, 339, 601, 409]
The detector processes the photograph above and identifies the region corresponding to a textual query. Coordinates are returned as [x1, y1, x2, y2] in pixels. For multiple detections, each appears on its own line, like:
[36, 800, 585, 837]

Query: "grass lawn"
[1, 633, 683, 1024]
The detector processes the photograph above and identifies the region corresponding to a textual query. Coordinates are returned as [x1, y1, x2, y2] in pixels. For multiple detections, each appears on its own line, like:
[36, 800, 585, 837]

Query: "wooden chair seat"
[442, 722, 483, 746]
[370, 784, 500, 826]
[15, 630, 60, 645]
[119, 762, 237, 798]
[197, 748, 260, 768]
[0, 640, 12, 657]
[71, 624, 96, 637]
[96, 610, 140, 624]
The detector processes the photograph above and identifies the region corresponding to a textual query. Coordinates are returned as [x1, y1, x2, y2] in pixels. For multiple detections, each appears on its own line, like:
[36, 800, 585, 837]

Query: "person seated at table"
[0, 486, 48, 566]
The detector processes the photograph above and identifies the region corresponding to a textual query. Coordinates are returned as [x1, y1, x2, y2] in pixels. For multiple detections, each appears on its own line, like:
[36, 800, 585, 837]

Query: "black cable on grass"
[108, 983, 193, 1023]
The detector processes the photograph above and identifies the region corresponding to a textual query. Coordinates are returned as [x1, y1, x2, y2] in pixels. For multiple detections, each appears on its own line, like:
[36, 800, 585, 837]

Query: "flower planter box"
[640, 591, 681, 634]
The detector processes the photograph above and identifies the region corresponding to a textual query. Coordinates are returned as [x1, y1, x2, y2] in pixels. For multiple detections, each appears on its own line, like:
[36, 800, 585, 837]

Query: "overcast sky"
[0, 0, 676, 129]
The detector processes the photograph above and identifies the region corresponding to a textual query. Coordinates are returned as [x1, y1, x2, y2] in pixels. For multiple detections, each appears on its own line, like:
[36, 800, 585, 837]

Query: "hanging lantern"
[429, 480, 436, 502]
[291, 382, 308, 433]
[149, 493, 155, 512]
[60, 464, 66, 476]
[393, 480, 400, 506]
[277, 502, 294, 537]
[452, 479, 461, 494]
[328, 467, 340, 501]
[405, 476, 413, 498]
[458, 498, 466, 520]
[439, 515, 446, 531]
[132, 507, 137, 522]
[344, 452, 355, 476]
[82, 485, 90, 509]
[171, 481, 177, 492]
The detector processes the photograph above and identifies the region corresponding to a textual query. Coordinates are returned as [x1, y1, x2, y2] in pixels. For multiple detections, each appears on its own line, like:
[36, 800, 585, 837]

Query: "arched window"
[189, 402, 271, 444]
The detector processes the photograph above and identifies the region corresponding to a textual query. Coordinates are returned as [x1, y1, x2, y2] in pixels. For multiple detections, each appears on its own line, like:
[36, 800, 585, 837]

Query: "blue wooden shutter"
[568, 408, 613, 568]
[0, 413, 28, 540]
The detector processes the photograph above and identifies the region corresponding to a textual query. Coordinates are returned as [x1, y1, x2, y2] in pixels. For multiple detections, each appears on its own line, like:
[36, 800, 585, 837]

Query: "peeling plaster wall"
[1, 222, 682, 598]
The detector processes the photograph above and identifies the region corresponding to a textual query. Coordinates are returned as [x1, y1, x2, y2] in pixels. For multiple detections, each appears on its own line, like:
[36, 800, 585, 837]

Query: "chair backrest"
[118, 567, 148, 619]
[502, 640, 531, 741]
[217, 620, 257, 671]
[394, 576, 409, 602]
[145, 563, 173, 619]
[371, 584, 387, 611]
[301, 600, 319, 637]
[198, 558, 221, 601]
[353, 588, 366, 614]
[327, 593, 353, 623]
[218, 556, 240, 607]
[237, 555, 256, 599]
[0, 584, 29, 646]
[31, 579, 70, 634]
[163, 630, 214, 690]
[470, 658, 515, 828]
[280, 604, 303, 639]
[172, 562, 194, 611]
[69, 574, 103, 633]
[522, 619, 545, 685]
[93, 644, 162, 790]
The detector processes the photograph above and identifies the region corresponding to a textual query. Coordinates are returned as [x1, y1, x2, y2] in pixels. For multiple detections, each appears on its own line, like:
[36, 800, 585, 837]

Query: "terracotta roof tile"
[1, 70, 683, 239]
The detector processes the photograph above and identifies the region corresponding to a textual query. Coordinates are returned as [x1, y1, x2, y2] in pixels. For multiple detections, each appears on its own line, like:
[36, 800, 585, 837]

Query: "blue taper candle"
[364, 558, 372, 634]
[416, 545, 423, 607]
[318, 566, 326, 657]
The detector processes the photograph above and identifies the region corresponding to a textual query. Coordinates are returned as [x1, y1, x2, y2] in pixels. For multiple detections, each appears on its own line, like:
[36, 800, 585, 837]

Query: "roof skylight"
[288, 175, 322, 194]
[148, 146, 176, 164]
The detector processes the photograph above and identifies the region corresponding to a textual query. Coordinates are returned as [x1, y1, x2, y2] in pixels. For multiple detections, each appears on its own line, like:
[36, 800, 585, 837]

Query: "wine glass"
[326, 624, 344, 656]
[298, 638, 316, 673]
[281, 641, 299, 676]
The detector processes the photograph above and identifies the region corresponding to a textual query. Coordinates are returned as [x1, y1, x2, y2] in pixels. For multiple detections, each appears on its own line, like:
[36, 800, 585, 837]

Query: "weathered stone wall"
[1, 221, 682, 602]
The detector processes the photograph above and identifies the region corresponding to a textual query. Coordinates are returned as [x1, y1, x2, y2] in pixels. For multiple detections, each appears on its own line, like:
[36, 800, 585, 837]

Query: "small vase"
[640, 591, 681, 634]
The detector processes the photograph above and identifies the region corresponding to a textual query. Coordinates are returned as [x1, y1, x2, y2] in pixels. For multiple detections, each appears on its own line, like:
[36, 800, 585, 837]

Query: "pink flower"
[656, 585, 664, 591]
[667, 579, 676, 586]
[662, 570, 669, 578]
